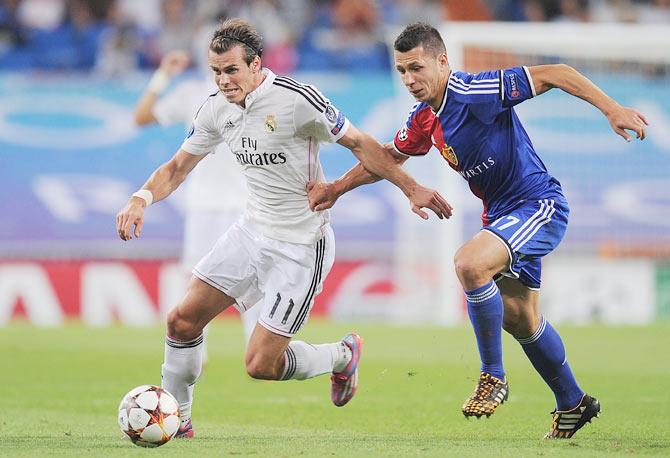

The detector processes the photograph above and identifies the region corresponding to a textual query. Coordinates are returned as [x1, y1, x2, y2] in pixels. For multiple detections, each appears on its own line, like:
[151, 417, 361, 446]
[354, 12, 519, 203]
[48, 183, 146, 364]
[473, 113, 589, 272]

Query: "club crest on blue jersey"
[264, 114, 276, 133]
[440, 144, 458, 167]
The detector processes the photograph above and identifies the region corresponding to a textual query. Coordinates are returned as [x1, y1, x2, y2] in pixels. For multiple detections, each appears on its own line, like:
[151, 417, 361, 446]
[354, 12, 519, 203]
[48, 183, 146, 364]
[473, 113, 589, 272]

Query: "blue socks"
[465, 281, 505, 380]
[466, 281, 583, 410]
[518, 317, 584, 410]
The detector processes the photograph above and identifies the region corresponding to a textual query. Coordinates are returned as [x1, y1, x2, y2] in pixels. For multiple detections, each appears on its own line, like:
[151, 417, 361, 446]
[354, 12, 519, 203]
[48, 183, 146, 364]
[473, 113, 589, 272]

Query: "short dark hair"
[394, 22, 446, 57]
[210, 18, 263, 65]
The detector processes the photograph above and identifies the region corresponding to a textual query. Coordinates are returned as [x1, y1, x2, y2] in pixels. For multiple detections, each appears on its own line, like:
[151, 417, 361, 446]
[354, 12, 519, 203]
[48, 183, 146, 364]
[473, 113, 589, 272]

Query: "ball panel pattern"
[118, 385, 181, 448]
[162, 414, 180, 436]
[135, 390, 159, 410]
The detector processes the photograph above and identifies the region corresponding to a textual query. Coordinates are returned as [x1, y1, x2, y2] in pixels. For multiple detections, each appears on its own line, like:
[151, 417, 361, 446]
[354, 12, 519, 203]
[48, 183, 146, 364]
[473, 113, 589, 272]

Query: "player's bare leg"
[245, 324, 360, 406]
[498, 277, 541, 338]
[163, 276, 236, 438]
[244, 325, 291, 380]
[455, 231, 510, 418]
[499, 277, 599, 438]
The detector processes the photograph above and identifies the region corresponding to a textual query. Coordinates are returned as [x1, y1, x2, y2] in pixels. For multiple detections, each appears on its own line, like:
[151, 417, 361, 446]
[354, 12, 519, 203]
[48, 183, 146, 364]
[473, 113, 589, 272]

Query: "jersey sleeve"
[292, 84, 350, 143]
[457, 67, 535, 123]
[180, 97, 223, 156]
[500, 66, 536, 108]
[392, 104, 432, 157]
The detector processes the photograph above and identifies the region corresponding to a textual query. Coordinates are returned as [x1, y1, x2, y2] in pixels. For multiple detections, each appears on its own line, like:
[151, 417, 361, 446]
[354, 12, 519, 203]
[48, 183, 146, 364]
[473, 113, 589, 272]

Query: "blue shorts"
[483, 197, 569, 289]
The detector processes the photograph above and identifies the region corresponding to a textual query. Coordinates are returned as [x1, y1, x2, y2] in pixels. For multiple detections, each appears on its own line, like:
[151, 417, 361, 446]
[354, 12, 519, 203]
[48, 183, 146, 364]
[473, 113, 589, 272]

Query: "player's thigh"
[455, 230, 511, 282]
[168, 275, 237, 338]
[257, 226, 335, 338]
[497, 276, 541, 337]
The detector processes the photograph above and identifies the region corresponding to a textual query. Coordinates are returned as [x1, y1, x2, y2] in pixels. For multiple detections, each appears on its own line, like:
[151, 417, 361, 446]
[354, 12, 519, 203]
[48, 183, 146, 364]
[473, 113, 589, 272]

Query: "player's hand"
[306, 181, 339, 211]
[607, 105, 648, 142]
[116, 198, 146, 241]
[408, 185, 453, 220]
[159, 50, 190, 77]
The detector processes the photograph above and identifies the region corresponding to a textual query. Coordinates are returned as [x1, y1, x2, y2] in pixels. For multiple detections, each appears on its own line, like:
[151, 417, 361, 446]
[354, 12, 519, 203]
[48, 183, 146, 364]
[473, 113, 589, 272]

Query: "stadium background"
[1, 0, 669, 327]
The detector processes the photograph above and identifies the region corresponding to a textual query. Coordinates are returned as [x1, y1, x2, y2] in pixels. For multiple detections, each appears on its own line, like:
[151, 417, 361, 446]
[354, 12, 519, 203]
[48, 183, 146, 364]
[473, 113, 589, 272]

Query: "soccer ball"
[118, 385, 180, 447]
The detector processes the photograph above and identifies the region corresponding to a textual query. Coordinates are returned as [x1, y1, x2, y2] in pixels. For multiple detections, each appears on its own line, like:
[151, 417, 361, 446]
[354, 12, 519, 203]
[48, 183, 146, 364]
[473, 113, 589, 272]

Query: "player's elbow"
[555, 63, 579, 81]
[172, 167, 189, 187]
[553, 63, 573, 73]
[532, 64, 576, 95]
[133, 109, 155, 126]
[394, 153, 409, 165]
[159, 158, 188, 190]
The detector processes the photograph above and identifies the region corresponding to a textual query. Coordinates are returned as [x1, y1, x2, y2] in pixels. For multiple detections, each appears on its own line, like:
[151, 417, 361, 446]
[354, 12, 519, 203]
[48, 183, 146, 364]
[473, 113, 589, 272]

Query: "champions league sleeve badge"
[398, 127, 408, 141]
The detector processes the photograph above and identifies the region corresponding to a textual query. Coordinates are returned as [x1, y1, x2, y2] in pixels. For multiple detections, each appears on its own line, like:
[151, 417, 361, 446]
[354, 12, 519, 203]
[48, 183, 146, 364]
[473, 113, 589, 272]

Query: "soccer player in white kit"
[116, 18, 452, 438]
[133, 50, 261, 347]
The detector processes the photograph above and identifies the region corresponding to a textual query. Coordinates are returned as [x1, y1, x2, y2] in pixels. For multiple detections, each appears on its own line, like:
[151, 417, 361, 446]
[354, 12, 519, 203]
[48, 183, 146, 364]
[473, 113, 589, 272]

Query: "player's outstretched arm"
[134, 50, 191, 126]
[307, 143, 407, 211]
[528, 64, 648, 142]
[307, 163, 379, 211]
[116, 149, 204, 241]
[337, 125, 453, 220]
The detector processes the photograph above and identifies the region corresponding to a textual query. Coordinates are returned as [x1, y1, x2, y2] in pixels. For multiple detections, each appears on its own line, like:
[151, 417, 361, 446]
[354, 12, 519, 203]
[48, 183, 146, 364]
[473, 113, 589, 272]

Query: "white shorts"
[181, 209, 244, 272]
[192, 221, 335, 337]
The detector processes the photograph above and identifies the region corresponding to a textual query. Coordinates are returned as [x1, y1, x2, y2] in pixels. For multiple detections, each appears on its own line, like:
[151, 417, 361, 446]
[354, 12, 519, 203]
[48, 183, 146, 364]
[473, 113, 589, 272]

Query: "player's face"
[208, 46, 261, 106]
[394, 46, 448, 108]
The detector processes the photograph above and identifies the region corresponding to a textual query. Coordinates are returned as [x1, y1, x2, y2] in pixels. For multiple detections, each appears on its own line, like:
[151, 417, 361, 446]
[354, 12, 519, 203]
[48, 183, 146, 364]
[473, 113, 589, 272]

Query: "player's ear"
[252, 56, 261, 73]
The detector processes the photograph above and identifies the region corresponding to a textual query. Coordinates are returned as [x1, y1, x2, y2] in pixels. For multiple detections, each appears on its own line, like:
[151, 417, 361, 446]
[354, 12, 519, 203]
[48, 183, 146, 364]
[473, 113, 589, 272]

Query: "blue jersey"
[393, 66, 564, 225]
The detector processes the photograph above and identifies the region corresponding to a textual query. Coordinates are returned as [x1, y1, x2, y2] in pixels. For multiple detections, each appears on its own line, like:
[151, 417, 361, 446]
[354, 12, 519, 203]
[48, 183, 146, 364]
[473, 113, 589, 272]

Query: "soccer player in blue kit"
[306, 23, 648, 439]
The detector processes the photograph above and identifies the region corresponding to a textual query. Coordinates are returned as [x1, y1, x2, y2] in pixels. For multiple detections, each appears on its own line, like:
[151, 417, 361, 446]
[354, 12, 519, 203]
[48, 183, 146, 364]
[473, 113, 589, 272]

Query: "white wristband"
[147, 70, 170, 94]
[132, 189, 153, 206]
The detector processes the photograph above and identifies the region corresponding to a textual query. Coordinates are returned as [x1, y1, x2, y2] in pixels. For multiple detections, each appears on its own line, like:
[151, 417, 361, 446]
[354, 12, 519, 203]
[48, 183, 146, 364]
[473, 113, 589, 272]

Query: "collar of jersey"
[432, 70, 452, 117]
[238, 67, 275, 110]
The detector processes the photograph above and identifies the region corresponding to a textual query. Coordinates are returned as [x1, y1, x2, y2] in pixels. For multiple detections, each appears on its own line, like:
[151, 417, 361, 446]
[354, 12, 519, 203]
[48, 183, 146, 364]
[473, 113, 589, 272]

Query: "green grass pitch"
[1, 319, 669, 457]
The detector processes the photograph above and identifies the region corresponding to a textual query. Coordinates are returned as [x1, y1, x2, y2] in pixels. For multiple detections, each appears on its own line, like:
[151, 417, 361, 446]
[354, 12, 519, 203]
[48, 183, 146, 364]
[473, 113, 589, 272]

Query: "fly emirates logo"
[235, 137, 287, 166]
[458, 157, 495, 179]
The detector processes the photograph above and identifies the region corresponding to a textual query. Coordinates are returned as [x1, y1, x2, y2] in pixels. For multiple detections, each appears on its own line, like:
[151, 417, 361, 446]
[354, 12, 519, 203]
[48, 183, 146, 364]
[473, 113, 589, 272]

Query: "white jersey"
[181, 68, 350, 244]
[154, 78, 247, 212]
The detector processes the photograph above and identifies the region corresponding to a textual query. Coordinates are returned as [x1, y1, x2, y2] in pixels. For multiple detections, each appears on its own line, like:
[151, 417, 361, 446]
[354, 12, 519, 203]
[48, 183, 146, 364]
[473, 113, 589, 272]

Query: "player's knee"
[454, 254, 487, 288]
[245, 361, 277, 380]
[166, 307, 201, 342]
[245, 353, 280, 380]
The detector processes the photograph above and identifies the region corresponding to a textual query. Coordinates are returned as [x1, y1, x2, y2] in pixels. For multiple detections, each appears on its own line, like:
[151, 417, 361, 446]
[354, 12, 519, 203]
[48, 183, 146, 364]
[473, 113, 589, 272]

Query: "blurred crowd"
[0, 0, 668, 74]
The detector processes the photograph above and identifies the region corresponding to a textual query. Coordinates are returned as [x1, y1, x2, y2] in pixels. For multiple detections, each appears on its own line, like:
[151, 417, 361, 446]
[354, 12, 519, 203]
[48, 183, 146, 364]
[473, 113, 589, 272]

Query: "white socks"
[281, 340, 352, 380]
[162, 335, 353, 425]
[161, 334, 204, 426]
